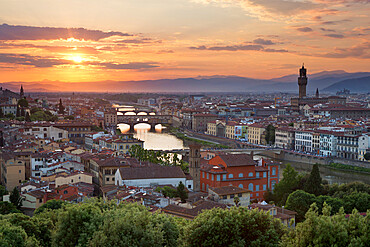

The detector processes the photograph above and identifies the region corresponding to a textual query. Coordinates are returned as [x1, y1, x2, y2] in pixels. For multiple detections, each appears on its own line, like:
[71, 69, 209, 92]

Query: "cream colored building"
[208, 186, 251, 207]
[55, 171, 93, 187]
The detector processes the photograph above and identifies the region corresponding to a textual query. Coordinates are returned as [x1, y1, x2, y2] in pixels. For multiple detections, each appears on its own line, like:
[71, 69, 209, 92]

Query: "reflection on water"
[118, 123, 184, 150]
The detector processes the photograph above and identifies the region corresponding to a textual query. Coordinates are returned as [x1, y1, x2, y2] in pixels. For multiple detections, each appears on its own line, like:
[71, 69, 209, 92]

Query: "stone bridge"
[117, 114, 172, 130]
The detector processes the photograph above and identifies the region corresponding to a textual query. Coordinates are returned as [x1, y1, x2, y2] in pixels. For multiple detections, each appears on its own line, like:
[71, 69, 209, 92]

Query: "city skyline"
[0, 0, 369, 91]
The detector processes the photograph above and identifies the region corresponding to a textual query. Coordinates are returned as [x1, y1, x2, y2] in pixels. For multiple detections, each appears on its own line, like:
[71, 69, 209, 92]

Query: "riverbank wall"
[269, 151, 370, 169]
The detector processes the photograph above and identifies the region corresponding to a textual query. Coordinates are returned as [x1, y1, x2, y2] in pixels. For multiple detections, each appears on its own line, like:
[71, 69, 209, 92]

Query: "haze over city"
[0, 0, 369, 92]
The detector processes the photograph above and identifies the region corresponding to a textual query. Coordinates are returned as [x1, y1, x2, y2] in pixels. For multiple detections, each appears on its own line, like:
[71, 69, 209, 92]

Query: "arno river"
[118, 123, 370, 185]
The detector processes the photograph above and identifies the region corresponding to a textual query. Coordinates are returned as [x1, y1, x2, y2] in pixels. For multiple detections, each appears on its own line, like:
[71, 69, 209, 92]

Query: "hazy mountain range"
[1, 70, 369, 93]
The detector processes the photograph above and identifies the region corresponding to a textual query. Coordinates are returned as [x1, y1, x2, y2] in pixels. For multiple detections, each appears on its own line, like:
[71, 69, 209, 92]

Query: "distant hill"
[271, 71, 370, 93]
[322, 76, 370, 93]
[1, 70, 370, 93]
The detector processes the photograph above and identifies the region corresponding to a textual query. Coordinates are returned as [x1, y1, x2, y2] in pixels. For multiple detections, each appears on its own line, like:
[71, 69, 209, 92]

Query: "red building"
[200, 153, 279, 201]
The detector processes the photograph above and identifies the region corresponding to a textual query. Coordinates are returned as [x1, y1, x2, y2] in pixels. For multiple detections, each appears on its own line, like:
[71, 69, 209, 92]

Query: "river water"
[117, 124, 369, 185]
[115, 105, 369, 185]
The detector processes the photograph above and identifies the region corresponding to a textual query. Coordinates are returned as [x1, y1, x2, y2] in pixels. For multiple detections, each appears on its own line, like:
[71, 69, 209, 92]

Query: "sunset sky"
[0, 0, 369, 89]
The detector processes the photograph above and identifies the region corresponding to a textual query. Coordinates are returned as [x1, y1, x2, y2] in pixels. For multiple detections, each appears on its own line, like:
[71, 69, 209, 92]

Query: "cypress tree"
[304, 164, 323, 196]
[58, 99, 65, 115]
[177, 181, 188, 203]
[16, 105, 21, 117]
[25, 112, 31, 122]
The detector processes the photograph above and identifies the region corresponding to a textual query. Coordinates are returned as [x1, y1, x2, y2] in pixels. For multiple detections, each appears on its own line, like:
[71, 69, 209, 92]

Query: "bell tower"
[189, 143, 201, 192]
[298, 64, 308, 98]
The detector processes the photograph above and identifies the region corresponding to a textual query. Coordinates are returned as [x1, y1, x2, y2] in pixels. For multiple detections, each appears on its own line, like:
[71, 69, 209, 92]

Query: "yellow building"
[248, 123, 266, 145]
[0, 154, 26, 191]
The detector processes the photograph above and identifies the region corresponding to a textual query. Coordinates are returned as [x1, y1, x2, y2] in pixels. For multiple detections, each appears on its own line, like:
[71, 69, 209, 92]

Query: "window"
[263, 184, 267, 191]
[222, 195, 227, 199]
[206, 173, 209, 179]
[106, 177, 110, 182]
[248, 172, 253, 177]
[271, 180, 276, 190]
[238, 184, 243, 188]
[228, 174, 233, 179]
[188, 185, 191, 189]
[248, 183, 253, 191]
[256, 172, 259, 178]
[272, 168, 276, 176]
[19, 170, 21, 173]
[39, 199, 42, 203]
[238, 193, 242, 197]
[64, 190, 68, 194]
[202, 183, 205, 191]
[211, 174, 214, 181]
[202, 172, 205, 178]
[238, 173, 243, 178]
[230, 194, 235, 199]
[256, 185, 260, 191]
[222, 174, 226, 180]
[217, 175, 220, 181]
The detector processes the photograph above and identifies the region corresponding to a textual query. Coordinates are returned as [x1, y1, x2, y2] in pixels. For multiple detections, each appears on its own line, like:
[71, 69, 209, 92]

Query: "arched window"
[248, 172, 253, 177]
[248, 183, 253, 191]
[239, 184, 243, 188]
[238, 173, 243, 178]
[228, 174, 233, 179]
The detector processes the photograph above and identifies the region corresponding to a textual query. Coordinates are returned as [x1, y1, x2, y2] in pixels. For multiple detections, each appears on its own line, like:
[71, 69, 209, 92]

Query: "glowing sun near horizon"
[70, 55, 83, 63]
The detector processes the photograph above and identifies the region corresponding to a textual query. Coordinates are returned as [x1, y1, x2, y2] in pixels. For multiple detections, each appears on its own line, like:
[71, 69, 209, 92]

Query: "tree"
[177, 181, 188, 203]
[34, 199, 67, 215]
[18, 98, 28, 108]
[16, 104, 21, 117]
[5, 113, 15, 119]
[265, 124, 276, 145]
[183, 207, 286, 247]
[281, 203, 369, 247]
[2, 213, 52, 247]
[0, 185, 7, 198]
[0, 108, 3, 118]
[0, 201, 21, 214]
[58, 99, 65, 115]
[273, 164, 301, 205]
[21, 107, 25, 117]
[364, 153, 370, 160]
[25, 111, 31, 122]
[342, 192, 370, 213]
[304, 164, 323, 196]
[285, 190, 316, 222]
[0, 220, 29, 247]
[156, 186, 177, 198]
[88, 204, 179, 247]
[9, 187, 23, 209]
[52, 202, 103, 247]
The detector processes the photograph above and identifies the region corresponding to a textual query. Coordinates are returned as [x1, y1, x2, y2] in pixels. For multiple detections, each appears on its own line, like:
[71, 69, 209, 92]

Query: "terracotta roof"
[162, 200, 227, 219]
[119, 166, 186, 180]
[217, 154, 257, 167]
[210, 186, 250, 196]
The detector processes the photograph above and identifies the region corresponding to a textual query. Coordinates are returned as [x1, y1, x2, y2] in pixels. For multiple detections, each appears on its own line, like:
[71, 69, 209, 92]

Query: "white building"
[358, 135, 370, 161]
[319, 131, 337, 157]
[23, 125, 68, 141]
[295, 130, 313, 152]
[115, 166, 188, 189]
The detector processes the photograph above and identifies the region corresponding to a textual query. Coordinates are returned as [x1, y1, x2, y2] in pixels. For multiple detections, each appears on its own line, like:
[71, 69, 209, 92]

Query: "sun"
[70, 55, 83, 63]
